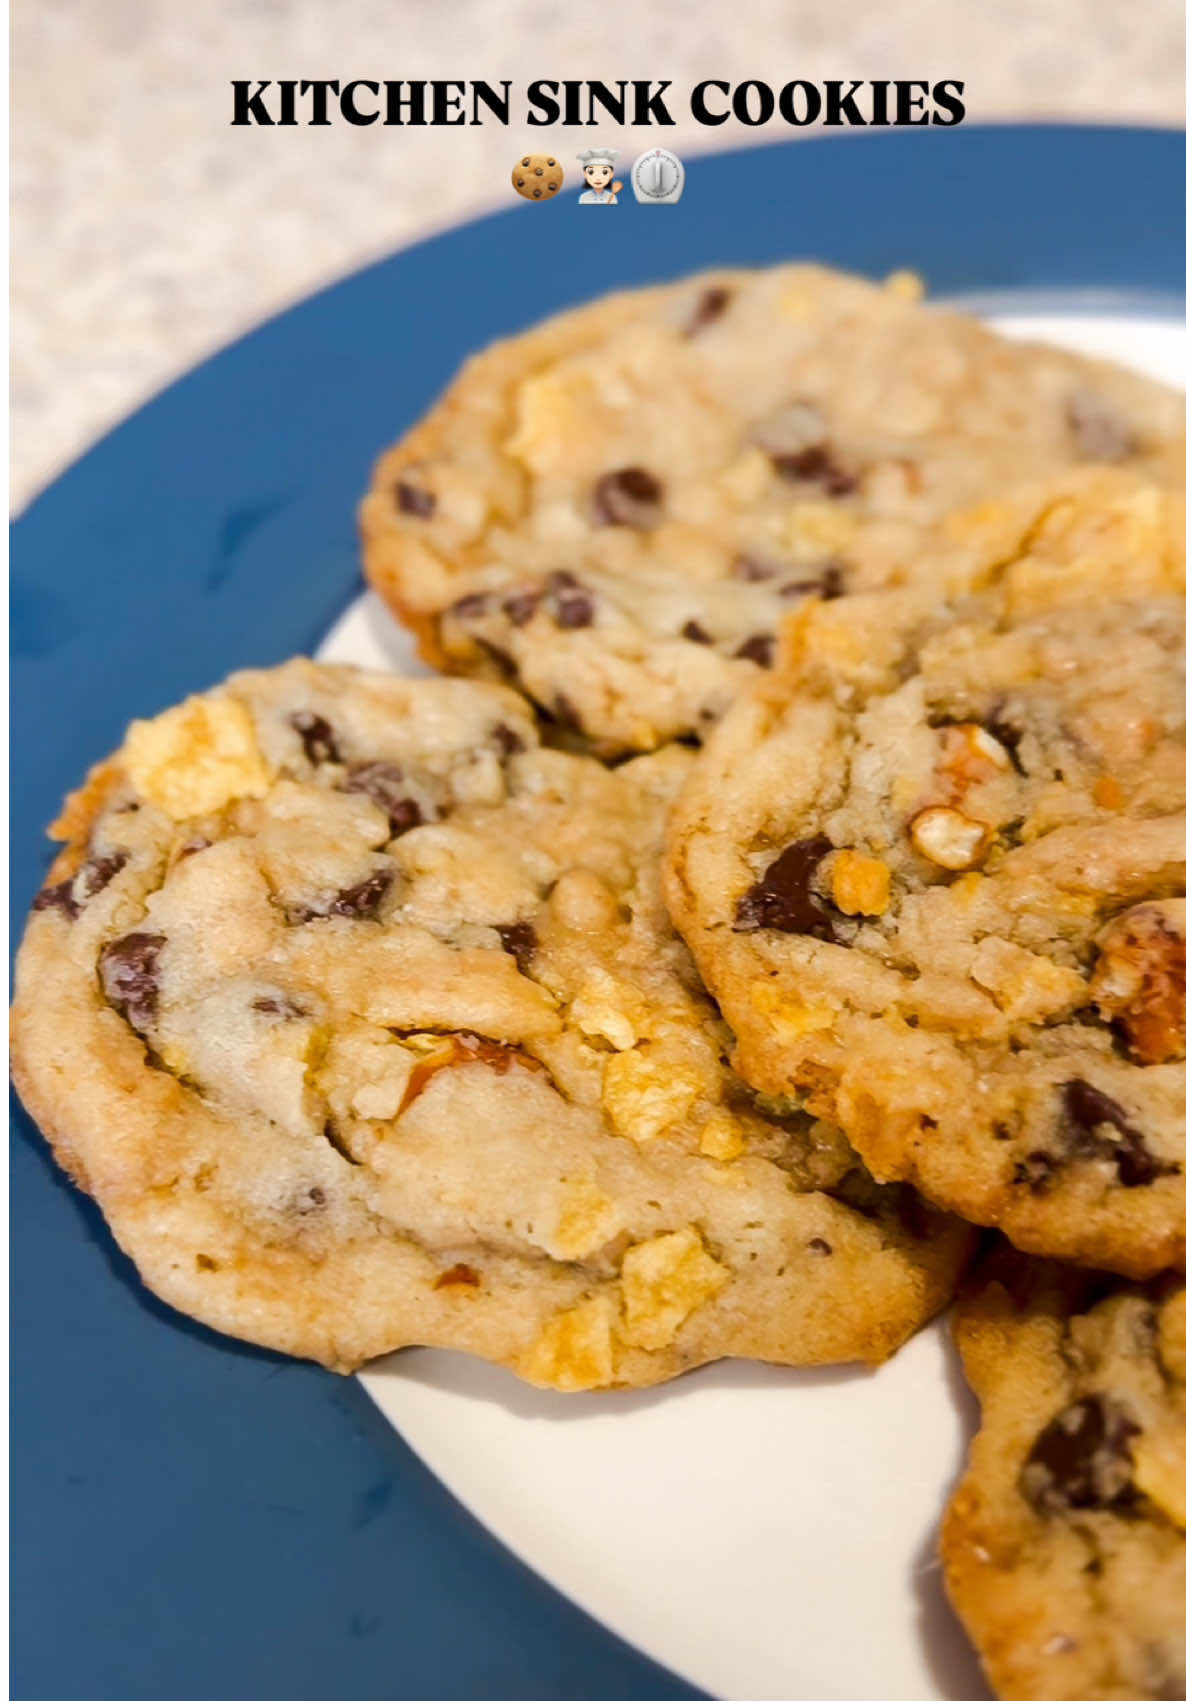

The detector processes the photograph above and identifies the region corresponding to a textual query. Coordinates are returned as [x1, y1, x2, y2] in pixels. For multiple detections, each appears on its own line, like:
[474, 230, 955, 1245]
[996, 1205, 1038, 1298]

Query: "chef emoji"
[577, 147, 623, 205]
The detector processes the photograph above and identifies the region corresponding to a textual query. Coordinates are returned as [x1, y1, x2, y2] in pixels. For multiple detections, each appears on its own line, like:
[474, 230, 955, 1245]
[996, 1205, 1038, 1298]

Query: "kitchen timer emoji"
[512, 154, 563, 200]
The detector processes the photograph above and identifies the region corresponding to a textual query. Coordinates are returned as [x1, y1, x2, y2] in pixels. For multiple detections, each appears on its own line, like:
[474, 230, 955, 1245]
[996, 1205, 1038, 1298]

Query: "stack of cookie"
[13, 264, 1186, 1699]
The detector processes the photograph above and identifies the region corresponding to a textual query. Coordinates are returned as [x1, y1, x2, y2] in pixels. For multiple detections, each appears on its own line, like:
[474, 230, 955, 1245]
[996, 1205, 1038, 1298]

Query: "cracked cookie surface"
[11, 659, 971, 1379]
[943, 1250, 1186, 1701]
[360, 263, 1186, 755]
[664, 475, 1186, 1276]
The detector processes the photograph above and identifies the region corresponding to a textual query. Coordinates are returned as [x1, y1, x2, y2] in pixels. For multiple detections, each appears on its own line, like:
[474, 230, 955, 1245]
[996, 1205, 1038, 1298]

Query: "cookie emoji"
[11, 659, 972, 1380]
[943, 1247, 1186, 1701]
[359, 263, 1186, 756]
[664, 472, 1186, 1277]
[512, 154, 563, 201]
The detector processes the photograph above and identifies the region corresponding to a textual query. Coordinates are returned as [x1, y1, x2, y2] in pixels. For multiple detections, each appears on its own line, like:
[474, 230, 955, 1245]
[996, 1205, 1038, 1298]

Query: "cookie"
[664, 474, 1186, 1277]
[11, 659, 971, 1380]
[512, 154, 563, 201]
[942, 1248, 1186, 1701]
[359, 263, 1186, 755]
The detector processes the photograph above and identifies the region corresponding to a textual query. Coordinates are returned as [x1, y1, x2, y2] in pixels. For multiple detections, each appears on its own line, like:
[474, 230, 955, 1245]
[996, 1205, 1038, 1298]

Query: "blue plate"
[12, 125, 1186, 1701]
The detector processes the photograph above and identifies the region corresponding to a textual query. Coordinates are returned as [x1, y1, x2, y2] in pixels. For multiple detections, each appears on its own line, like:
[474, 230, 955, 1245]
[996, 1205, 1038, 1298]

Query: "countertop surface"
[13, 0, 1186, 509]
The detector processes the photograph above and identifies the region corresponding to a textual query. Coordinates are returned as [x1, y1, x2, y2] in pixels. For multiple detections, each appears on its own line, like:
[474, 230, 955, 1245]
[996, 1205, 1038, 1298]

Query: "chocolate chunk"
[1061, 1078, 1177, 1188]
[735, 634, 776, 668]
[732, 555, 776, 582]
[32, 880, 78, 919]
[450, 592, 490, 620]
[34, 852, 128, 919]
[552, 693, 584, 735]
[547, 572, 595, 629]
[779, 562, 846, 600]
[76, 852, 128, 904]
[554, 595, 595, 630]
[805, 1237, 832, 1256]
[681, 620, 713, 644]
[772, 445, 857, 497]
[1020, 1394, 1140, 1515]
[343, 763, 423, 838]
[1012, 1149, 1057, 1193]
[734, 835, 838, 940]
[591, 466, 664, 528]
[195, 1254, 218, 1271]
[1067, 392, 1139, 463]
[686, 285, 732, 334]
[503, 589, 542, 627]
[328, 870, 393, 920]
[395, 480, 436, 518]
[290, 711, 340, 766]
[496, 921, 537, 972]
[99, 932, 165, 1032]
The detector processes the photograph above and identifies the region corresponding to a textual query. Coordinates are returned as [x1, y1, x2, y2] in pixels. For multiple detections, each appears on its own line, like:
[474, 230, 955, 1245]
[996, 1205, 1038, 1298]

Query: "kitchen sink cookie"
[360, 262, 1186, 754]
[11, 660, 971, 1380]
[664, 480, 1186, 1276]
[943, 1249, 1186, 1701]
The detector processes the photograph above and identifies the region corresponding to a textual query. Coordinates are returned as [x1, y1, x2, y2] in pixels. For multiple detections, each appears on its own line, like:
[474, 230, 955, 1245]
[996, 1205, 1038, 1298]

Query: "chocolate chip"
[1061, 1078, 1177, 1188]
[503, 589, 542, 627]
[780, 562, 846, 600]
[177, 837, 211, 859]
[735, 634, 776, 668]
[343, 763, 423, 838]
[328, 870, 393, 920]
[195, 1254, 218, 1271]
[1020, 1394, 1140, 1515]
[99, 932, 165, 1032]
[77, 852, 128, 904]
[296, 1185, 326, 1213]
[547, 572, 595, 629]
[321, 1121, 361, 1165]
[591, 466, 664, 528]
[396, 480, 436, 518]
[33, 880, 78, 918]
[734, 835, 838, 940]
[290, 711, 341, 766]
[686, 286, 732, 334]
[434, 1263, 482, 1290]
[451, 592, 490, 620]
[772, 445, 857, 497]
[496, 921, 537, 971]
[554, 596, 595, 630]
[805, 1237, 832, 1256]
[1067, 392, 1139, 463]
[732, 555, 776, 582]
[252, 994, 305, 1018]
[681, 620, 713, 644]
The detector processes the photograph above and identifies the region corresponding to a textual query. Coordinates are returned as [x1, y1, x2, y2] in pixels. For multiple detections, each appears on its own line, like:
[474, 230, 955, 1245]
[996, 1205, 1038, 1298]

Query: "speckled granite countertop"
[12, 0, 1186, 509]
